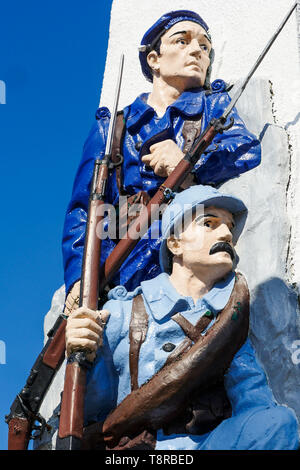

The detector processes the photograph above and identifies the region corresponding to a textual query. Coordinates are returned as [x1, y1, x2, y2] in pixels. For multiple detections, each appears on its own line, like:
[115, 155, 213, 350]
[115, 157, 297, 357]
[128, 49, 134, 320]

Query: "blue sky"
[0, 0, 113, 449]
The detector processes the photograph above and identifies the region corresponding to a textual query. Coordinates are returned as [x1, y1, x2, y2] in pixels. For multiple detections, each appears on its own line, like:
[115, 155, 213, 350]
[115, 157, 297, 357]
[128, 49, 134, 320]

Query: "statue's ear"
[167, 236, 182, 257]
[147, 50, 160, 74]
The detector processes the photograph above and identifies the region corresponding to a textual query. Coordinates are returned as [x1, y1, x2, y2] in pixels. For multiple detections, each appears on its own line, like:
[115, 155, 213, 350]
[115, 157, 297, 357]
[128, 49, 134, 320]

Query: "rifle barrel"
[56, 54, 124, 451]
[104, 53, 125, 157]
[224, 2, 297, 119]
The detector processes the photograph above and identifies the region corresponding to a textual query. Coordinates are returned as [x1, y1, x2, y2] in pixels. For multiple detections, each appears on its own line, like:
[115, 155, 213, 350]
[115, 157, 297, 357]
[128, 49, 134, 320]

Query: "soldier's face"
[169, 206, 235, 277]
[152, 21, 211, 89]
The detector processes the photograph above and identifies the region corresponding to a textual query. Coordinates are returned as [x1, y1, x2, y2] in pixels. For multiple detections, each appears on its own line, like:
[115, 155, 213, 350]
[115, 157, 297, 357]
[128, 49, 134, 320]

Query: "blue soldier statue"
[62, 10, 261, 315]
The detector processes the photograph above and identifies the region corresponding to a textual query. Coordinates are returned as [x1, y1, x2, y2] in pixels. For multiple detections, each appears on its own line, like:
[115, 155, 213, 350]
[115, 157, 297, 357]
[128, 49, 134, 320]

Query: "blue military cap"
[139, 10, 211, 82]
[159, 185, 248, 274]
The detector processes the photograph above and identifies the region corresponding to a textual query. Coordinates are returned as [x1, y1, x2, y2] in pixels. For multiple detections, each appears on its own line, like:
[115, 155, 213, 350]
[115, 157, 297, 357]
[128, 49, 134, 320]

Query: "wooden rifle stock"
[6, 315, 67, 450]
[8, 417, 31, 451]
[56, 161, 109, 449]
[57, 52, 125, 450]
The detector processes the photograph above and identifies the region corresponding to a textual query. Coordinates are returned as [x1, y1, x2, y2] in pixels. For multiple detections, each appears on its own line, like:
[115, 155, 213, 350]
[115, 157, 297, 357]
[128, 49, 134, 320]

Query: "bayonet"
[223, 2, 297, 120]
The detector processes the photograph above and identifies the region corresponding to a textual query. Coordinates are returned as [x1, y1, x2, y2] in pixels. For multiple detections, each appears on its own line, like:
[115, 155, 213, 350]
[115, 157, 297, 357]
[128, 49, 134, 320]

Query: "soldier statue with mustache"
[65, 185, 299, 450]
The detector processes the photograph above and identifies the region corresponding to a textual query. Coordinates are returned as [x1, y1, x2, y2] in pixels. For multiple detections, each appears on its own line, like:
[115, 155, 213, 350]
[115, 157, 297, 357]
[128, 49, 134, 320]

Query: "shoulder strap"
[111, 113, 201, 194]
[129, 294, 149, 392]
[181, 116, 203, 154]
[111, 111, 126, 194]
[172, 312, 211, 343]
[102, 272, 250, 446]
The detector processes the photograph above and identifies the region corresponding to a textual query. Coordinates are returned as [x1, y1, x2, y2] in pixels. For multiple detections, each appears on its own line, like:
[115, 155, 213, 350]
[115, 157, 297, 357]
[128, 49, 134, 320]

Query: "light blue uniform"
[84, 272, 299, 450]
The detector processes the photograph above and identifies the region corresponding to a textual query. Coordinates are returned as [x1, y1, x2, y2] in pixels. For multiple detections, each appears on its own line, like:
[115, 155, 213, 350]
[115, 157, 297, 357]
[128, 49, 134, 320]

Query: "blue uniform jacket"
[62, 82, 261, 296]
[84, 272, 299, 450]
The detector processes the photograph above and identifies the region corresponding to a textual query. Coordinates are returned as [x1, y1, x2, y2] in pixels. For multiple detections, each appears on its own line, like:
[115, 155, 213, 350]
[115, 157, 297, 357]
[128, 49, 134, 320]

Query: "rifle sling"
[102, 272, 249, 446]
[129, 298, 212, 391]
[111, 111, 126, 194]
[129, 294, 149, 391]
[111, 112, 202, 194]
[172, 312, 211, 344]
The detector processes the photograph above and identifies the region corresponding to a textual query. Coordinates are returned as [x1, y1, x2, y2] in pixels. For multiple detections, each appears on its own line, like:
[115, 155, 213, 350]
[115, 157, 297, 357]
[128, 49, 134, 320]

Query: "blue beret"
[139, 10, 210, 82]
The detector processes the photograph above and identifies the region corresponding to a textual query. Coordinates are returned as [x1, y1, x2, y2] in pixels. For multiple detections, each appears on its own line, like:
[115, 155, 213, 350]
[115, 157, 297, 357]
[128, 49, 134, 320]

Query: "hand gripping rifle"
[55, 54, 125, 450]
[6, 2, 297, 450]
[5, 53, 125, 451]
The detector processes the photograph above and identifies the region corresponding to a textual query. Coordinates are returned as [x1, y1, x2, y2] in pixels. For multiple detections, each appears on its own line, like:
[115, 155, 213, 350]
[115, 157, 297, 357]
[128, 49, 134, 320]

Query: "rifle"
[6, 314, 67, 449]
[5, 53, 124, 451]
[55, 54, 125, 450]
[6, 2, 297, 450]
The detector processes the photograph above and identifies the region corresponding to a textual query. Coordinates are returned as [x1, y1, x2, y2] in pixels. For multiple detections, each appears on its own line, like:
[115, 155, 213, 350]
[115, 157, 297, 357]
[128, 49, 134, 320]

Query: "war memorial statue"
[58, 7, 299, 452]
[62, 10, 261, 316]
[7, 5, 300, 452]
[65, 185, 299, 450]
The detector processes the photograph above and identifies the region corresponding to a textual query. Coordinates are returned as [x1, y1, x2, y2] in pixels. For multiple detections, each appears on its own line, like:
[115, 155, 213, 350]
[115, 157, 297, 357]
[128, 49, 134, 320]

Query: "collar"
[141, 271, 236, 322]
[123, 88, 206, 132]
[123, 93, 154, 131]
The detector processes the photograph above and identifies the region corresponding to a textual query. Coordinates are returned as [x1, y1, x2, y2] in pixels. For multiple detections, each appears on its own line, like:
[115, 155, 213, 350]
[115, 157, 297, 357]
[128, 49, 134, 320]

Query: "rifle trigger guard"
[216, 117, 234, 134]
[15, 394, 51, 441]
[109, 153, 124, 170]
[31, 413, 52, 440]
[160, 185, 175, 201]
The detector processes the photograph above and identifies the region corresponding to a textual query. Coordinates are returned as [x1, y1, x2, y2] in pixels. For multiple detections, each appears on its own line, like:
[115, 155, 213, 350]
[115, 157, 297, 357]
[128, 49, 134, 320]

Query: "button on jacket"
[62, 83, 261, 295]
[84, 272, 299, 450]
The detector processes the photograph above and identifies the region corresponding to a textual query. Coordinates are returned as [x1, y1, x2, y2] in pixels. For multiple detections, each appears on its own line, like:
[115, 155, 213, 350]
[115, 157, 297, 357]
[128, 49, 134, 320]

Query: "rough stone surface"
[34, 286, 65, 449]
[35, 0, 300, 448]
[222, 79, 300, 421]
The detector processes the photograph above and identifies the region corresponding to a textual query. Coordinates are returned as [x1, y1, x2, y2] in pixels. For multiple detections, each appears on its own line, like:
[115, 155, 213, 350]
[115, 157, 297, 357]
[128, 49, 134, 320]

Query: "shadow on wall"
[249, 276, 300, 423]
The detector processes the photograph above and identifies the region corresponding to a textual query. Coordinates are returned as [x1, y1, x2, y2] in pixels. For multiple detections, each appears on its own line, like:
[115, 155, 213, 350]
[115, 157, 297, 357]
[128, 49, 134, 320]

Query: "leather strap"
[111, 111, 126, 194]
[111, 113, 203, 195]
[164, 337, 193, 367]
[182, 117, 203, 154]
[129, 294, 149, 391]
[172, 312, 211, 343]
[163, 310, 212, 366]
[102, 272, 250, 446]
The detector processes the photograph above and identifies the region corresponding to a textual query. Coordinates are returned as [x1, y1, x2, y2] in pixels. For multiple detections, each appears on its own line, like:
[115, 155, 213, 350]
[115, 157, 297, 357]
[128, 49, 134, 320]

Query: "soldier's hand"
[141, 140, 184, 177]
[65, 307, 110, 362]
[64, 280, 81, 316]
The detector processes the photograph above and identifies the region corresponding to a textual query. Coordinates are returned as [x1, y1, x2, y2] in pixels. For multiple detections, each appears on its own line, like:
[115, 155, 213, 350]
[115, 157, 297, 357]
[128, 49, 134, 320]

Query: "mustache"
[209, 242, 235, 261]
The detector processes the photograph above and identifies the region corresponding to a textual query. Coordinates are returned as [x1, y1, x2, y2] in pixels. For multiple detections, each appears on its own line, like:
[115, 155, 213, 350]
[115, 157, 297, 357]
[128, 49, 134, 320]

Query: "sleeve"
[224, 338, 277, 415]
[62, 107, 117, 296]
[193, 91, 261, 186]
[84, 298, 125, 424]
